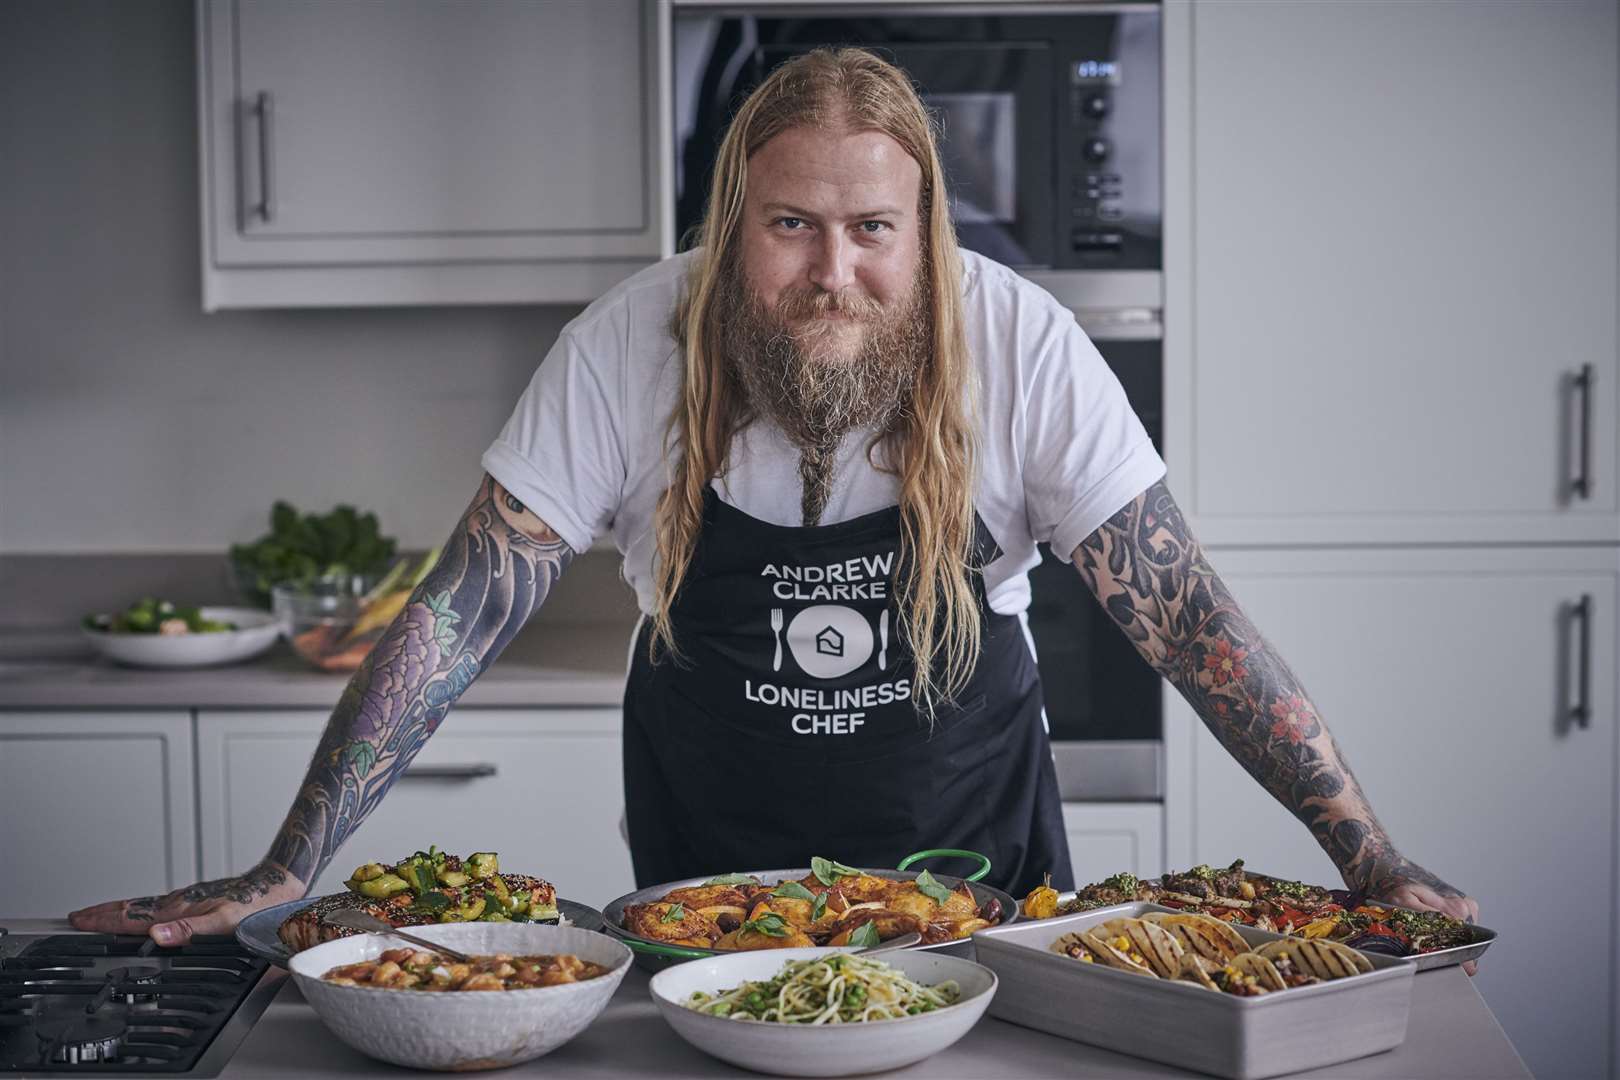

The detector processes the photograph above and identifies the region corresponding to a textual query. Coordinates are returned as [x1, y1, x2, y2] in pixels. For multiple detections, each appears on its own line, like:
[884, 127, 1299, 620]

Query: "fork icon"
[770, 608, 784, 672]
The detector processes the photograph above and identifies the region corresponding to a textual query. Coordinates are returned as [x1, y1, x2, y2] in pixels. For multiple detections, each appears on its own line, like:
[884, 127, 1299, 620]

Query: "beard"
[718, 259, 931, 525]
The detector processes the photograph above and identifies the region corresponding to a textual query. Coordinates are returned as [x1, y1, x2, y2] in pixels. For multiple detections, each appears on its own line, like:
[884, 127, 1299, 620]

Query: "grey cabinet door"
[197, 708, 635, 907]
[1177, 0, 1618, 544]
[202, 0, 660, 268]
[0, 712, 197, 917]
[1165, 546, 1615, 1080]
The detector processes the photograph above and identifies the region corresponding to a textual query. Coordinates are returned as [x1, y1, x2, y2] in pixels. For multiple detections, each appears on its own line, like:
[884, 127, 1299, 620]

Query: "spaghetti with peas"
[684, 954, 961, 1024]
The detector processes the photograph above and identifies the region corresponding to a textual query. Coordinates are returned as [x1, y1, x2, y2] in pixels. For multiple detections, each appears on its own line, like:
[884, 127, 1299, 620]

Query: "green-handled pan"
[600, 849, 1018, 971]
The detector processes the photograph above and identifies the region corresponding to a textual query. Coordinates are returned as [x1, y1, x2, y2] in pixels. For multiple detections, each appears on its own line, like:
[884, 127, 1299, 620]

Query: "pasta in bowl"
[649, 947, 997, 1077]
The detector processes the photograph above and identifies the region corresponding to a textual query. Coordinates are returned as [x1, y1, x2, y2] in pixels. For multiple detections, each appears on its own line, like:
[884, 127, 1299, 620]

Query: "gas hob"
[0, 927, 283, 1076]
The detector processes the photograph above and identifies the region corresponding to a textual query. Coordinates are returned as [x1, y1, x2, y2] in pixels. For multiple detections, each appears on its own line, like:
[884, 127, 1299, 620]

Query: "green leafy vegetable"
[847, 922, 881, 948]
[811, 891, 829, 922]
[703, 873, 761, 887]
[771, 881, 816, 902]
[409, 891, 451, 916]
[660, 903, 687, 923]
[811, 856, 862, 886]
[742, 913, 791, 938]
[229, 501, 398, 606]
[914, 869, 953, 905]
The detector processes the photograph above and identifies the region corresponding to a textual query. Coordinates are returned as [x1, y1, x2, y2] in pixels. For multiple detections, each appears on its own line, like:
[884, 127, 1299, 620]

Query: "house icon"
[815, 625, 845, 657]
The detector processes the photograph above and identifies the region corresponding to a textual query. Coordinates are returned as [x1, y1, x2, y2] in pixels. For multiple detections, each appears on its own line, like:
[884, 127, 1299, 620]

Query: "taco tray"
[971, 902, 1415, 1080]
[1055, 874, 1497, 972]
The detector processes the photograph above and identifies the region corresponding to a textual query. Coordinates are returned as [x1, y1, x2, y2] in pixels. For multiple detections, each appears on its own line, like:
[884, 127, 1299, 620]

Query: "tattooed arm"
[69, 475, 575, 944]
[1072, 480, 1480, 936]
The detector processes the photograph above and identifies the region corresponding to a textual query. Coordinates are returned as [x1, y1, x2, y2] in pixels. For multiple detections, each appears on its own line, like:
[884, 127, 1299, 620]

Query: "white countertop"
[0, 919, 1528, 1078]
[0, 622, 633, 709]
[225, 965, 1529, 1079]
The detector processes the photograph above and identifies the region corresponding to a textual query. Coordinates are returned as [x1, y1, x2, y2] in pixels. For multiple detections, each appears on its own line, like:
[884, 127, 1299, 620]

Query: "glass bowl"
[272, 575, 385, 673]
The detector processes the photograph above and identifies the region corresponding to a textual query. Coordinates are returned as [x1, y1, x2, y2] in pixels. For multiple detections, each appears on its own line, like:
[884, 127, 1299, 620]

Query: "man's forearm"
[266, 477, 573, 888]
[1072, 481, 1457, 898]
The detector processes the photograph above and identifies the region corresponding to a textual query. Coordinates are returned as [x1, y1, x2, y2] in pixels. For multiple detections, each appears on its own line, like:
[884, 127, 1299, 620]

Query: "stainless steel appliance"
[672, 3, 1166, 799]
[0, 928, 282, 1076]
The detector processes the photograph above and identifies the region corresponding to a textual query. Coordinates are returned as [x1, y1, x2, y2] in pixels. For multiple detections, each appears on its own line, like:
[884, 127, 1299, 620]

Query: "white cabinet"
[196, 708, 635, 907]
[1170, 0, 1618, 545]
[1062, 802, 1163, 886]
[1163, 546, 1616, 1080]
[0, 712, 197, 917]
[197, 0, 669, 308]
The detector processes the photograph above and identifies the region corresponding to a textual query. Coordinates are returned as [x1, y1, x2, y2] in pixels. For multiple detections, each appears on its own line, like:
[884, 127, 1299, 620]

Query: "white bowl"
[287, 922, 632, 1072]
[81, 606, 280, 668]
[649, 947, 997, 1077]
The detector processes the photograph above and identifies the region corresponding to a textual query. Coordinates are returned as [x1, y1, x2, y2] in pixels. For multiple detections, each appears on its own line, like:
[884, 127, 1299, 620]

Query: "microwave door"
[747, 41, 1054, 268]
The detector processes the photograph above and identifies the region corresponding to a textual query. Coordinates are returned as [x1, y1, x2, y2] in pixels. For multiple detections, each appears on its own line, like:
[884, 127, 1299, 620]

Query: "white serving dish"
[971, 902, 1416, 1080]
[648, 946, 997, 1077]
[287, 922, 631, 1072]
[82, 606, 280, 668]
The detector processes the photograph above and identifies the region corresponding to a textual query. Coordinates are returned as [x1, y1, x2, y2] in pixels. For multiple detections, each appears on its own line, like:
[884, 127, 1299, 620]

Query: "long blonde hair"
[651, 47, 980, 714]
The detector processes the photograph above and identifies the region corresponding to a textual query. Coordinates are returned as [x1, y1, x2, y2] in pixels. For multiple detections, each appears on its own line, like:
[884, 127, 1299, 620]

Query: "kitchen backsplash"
[0, 549, 638, 636]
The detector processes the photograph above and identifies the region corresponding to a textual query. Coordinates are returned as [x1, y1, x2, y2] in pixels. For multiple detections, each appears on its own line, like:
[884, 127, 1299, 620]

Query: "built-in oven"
[672, 3, 1165, 799]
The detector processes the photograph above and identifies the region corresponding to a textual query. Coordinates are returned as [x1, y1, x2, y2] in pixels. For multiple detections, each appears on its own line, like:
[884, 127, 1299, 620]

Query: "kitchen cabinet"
[1061, 802, 1163, 886]
[0, 712, 197, 917]
[196, 0, 669, 308]
[196, 708, 635, 907]
[1169, 0, 1618, 545]
[1161, 546, 1617, 1080]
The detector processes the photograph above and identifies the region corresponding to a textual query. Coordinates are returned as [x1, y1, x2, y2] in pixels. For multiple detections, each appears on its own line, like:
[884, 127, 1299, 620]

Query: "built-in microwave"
[672, 4, 1165, 798]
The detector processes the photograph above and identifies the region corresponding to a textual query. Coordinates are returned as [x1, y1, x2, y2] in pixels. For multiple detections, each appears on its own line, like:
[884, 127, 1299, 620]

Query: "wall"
[1, 0, 578, 555]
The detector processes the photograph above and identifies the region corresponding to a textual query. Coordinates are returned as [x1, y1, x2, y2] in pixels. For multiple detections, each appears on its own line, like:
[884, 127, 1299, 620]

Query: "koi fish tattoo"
[1071, 480, 1462, 900]
[266, 475, 574, 888]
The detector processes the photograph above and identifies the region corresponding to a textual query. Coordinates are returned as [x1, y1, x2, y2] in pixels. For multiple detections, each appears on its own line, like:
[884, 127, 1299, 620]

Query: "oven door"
[1024, 318, 1163, 800]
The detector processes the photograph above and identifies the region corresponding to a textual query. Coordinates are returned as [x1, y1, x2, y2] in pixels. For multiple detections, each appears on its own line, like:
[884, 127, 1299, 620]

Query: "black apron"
[623, 486, 1073, 898]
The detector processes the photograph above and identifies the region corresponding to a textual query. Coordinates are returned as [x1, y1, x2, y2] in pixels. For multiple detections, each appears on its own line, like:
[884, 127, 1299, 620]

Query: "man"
[72, 49, 1478, 957]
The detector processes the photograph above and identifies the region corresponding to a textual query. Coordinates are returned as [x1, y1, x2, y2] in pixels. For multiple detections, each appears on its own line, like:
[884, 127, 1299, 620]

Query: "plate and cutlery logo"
[768, 603, 889, 680]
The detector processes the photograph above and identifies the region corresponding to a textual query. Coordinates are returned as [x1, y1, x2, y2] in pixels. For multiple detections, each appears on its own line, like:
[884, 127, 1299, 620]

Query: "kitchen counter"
[229, 962, 1527, 1079]
[0, 621, 634, 709]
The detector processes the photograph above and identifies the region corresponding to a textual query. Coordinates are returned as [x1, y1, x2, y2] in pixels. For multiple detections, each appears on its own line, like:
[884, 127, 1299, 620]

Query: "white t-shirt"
[482, 248, 1166, 618]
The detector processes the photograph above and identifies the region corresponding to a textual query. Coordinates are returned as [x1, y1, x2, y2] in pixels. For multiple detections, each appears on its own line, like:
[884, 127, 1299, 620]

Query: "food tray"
[1056, 874, 1497, 972]
[971, 902, 1415, 1080]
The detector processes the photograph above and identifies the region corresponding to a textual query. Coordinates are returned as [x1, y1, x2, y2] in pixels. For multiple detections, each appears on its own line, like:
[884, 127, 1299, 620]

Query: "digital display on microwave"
[1072, 59, 1121, 85]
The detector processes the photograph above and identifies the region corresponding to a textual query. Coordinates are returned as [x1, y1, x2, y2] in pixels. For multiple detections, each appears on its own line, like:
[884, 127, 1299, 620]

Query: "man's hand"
[68, 861, 305, 947]
[1353, 855, 1482, 976]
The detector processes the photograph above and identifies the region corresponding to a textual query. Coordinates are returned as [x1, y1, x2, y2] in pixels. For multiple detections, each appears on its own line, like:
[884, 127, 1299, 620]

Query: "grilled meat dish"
[277, 848, 555, 953]
[622, 901, 722, 947]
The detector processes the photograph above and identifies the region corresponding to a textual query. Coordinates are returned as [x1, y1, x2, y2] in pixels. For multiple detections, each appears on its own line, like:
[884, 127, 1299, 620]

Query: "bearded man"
[71, 48, 1479, 956]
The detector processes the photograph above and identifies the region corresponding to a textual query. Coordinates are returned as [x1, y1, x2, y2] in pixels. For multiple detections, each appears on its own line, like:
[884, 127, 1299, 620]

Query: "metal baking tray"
[972, 902, 1416, 1080]
[1055, 873, 1497, 972]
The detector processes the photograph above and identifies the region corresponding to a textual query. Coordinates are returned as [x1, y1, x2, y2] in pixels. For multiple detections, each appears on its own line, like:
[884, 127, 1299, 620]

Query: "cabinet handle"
[400, 764, 498, 780]
[1571, 594, 1592, 730]
[253, 91, 274, 223]
[1573, 363, 1594, 499]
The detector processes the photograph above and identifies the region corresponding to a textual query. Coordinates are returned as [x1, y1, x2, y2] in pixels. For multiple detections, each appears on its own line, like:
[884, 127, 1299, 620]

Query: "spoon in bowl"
[324, 909, 474, 963]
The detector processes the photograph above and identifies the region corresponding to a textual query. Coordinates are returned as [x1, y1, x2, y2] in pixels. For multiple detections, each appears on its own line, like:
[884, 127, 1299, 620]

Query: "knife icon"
[878, 608, 889, 670]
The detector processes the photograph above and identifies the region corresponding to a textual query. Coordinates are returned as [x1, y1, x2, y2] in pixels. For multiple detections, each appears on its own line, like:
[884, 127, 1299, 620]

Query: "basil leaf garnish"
[915, 869, 953, 905]
[847, 921, 881, 948]
[703, 873, 761, 887]
[742, 913, 790, 938]
[811, 891, 829, 921]
[771, 881, 816, 902]
[811, 856, 862, 886]
[660, 903, 686, 923]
